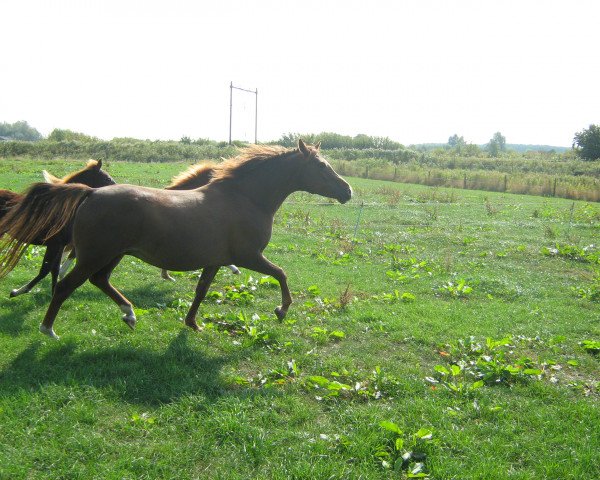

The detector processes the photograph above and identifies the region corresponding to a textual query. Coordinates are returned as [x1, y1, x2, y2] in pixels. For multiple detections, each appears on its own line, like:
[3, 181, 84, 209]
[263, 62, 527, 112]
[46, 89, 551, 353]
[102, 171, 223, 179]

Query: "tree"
[47, 128, 97, 142]
[0, 120, 43, 141]
[448, 134, 465, 148]
[486, 131, 506, 157]
[573, 124, 600, 160]
[448, 134, 467, 154]
[353, 134, 375, 149]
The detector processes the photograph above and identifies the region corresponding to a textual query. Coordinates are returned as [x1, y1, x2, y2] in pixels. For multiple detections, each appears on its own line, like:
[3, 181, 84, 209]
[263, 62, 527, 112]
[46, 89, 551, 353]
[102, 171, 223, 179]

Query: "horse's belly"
[130, 223, 232, 271]
[131, 244, 228, 271]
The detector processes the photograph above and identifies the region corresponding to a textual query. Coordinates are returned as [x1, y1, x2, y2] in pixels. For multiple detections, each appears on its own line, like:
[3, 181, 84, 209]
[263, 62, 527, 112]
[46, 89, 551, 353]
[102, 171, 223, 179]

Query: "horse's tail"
[0, 182, 93, 278]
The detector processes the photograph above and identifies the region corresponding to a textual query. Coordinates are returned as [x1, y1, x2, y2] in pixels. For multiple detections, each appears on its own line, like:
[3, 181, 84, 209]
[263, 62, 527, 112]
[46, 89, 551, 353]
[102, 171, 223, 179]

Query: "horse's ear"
[314, 140, 321, 150]
[42, 170, 61, 184]
[86, 159, 102, 170]
[298, 139, 310, 156]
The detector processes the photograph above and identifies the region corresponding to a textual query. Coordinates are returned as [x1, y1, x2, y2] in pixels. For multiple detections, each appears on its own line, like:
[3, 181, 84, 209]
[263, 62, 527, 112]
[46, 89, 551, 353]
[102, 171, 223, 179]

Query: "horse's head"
[295, 139, 352, 204]
[67, 159, 116, 188]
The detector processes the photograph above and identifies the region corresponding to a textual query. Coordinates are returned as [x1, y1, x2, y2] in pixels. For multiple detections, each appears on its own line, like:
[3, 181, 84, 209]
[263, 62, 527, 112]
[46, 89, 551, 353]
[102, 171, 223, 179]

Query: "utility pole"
[229, 82, 258, 145]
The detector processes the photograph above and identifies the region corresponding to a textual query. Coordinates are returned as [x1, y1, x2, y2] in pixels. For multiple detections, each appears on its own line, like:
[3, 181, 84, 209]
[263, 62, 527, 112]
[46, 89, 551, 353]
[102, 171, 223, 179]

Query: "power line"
[229, 82, 258, 145]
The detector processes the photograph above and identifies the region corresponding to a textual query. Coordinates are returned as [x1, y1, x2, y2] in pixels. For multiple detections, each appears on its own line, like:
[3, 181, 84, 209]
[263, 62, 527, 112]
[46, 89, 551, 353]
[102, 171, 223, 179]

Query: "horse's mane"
[167, 162, 218, 189]
[168, 145, 300, 189]
[60, 159, 101, 183]
[210, 145, 296, 183]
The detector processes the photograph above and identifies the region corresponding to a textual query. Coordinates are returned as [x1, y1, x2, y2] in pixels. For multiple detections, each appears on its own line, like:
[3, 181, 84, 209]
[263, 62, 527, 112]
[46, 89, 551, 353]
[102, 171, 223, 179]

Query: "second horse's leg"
[184, 266, 219, 331]
[10, 242, 62, 298]
[50, 245, 65, 293]
[161, 268, 176, 282]
[59, 248, 76, 279]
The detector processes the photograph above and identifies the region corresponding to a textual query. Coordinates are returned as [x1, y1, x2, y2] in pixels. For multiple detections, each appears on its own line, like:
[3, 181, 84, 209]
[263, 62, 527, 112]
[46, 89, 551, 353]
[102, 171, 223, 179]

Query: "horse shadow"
[0, 279, 187, 336]
[0, 330, 238, 406]
[0, 290, 55, 336]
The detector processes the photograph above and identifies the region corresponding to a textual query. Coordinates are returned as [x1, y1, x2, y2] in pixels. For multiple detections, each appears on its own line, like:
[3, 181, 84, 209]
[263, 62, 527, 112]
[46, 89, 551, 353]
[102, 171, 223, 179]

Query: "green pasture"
[0, 158, 599, 479]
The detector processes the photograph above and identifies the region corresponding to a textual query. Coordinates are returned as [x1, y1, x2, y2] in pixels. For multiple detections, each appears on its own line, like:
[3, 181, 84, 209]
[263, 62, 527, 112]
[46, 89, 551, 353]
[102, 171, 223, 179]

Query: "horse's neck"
[227, 161, 300, 214]
[67, 174, 88, 185]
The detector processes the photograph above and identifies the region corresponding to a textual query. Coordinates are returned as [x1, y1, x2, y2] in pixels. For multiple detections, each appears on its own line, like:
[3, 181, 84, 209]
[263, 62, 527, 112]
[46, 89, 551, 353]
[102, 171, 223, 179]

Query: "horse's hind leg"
[40, 262, 92, 339]
[184, 266, 219, 331]
[87, 255, 136, 330]
[10, 242, 62, 298]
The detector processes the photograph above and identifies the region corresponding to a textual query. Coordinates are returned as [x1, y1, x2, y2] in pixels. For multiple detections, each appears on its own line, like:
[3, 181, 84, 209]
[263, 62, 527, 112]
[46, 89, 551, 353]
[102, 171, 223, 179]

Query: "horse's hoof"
[274, 306, 287, 321]
[9, 288, 26, 298]
[230, 265, 241, 275]
[161, 271, 176, 282]
[39, 325, 59, 340]
[185, 322, 202, 332]
[122, 314, 136, 330]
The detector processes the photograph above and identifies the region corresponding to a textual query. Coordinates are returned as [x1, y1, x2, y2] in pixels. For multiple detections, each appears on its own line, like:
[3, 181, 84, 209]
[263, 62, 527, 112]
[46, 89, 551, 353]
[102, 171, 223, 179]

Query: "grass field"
[0, 157, 599, 479]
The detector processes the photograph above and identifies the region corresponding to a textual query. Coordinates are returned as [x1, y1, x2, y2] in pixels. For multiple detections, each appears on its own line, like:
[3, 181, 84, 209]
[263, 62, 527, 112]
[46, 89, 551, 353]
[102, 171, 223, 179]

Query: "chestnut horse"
[0, 140, 352, 339]
[53, 162, 241, 280]
[0, 160, 115, 297]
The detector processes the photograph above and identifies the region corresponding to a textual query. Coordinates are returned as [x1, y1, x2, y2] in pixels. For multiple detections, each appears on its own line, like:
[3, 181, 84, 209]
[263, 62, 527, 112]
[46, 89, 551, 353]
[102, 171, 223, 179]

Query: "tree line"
[1, 121, 600, 161]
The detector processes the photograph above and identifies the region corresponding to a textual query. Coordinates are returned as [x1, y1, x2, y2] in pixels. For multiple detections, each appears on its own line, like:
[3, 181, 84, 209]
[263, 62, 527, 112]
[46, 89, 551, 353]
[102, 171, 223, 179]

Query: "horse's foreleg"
[242, 255, 291, 321]
[10, 242, 62, 298]
[88, 256, 136, 329]
[184, 266, 219, 331]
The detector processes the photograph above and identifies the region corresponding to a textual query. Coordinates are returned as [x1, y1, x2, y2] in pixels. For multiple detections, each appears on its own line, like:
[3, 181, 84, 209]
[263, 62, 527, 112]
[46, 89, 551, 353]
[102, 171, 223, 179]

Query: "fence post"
[504, 174, 508, 192]
[553, 178, 557, 197]
[463, 173, 467, 189]
[353, 201, 364, 242]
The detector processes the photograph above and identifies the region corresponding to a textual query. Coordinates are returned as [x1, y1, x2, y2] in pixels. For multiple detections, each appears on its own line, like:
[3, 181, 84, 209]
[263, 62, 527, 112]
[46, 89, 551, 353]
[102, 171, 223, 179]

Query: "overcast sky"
[2, 0, 599, 147]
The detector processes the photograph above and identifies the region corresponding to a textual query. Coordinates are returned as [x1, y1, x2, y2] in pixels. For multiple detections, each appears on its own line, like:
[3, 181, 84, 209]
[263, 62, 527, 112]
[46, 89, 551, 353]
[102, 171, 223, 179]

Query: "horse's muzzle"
[337, 185, 353, 204]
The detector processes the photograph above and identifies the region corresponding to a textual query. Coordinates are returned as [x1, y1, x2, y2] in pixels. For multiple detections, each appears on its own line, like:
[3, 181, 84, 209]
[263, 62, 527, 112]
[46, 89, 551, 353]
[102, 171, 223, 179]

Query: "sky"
[2, 0, 599, 147]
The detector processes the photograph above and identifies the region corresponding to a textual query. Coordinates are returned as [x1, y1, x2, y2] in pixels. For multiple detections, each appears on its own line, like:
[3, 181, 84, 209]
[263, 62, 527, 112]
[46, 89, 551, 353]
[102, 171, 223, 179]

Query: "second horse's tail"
[0, 182, 93, 278]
